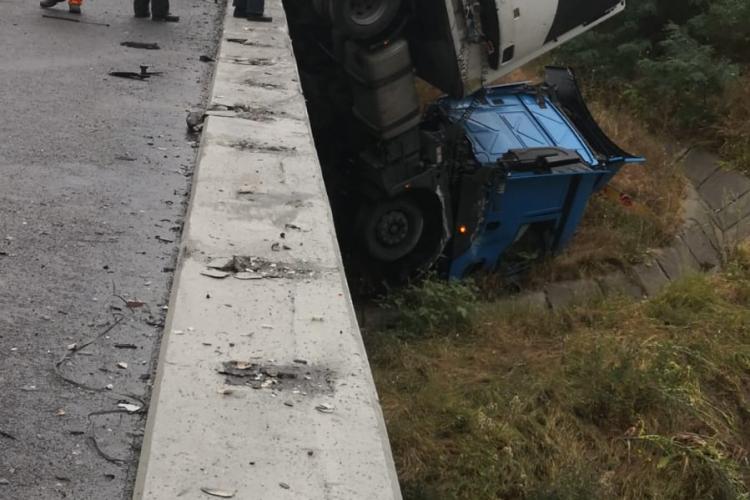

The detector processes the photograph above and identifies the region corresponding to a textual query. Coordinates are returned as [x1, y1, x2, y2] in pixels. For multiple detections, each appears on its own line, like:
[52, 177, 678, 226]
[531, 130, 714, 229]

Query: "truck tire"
[318, 0, 402, 40]
[361, 197, 424, 263]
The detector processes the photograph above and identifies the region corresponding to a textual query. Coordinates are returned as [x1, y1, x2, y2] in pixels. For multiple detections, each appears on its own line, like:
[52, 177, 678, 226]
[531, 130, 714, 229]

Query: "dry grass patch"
[368, 245, 750, 499]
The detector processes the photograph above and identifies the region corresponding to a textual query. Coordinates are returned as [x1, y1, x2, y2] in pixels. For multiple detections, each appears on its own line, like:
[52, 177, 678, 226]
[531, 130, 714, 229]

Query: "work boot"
[152, 13, 179, 22]
[69, 4, 81, 13]
[39, 0, 62, 8]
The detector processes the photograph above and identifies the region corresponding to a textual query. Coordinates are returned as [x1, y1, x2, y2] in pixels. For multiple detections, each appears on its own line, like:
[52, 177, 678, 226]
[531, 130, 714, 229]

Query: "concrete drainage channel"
[133, 1, 401, 499]
[504, 148, 750, 311]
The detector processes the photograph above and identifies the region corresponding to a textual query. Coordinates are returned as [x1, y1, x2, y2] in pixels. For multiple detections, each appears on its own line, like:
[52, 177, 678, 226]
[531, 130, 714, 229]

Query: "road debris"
[121, 41, 160, 50]
[233, 271, 262, 280]
[0, 479, 9, 486]
[116, 362, 128, 369]
[109, 65, 162, 81]
[199, 55, 215, 62]
[200, 487, 235, 498]
[315, 403, 334, 414]
[42, 13, 110, 26]
[0, 430, 16, 440]
[56, 408, 66, 417]
[201, 269, 230, 279]
[279, 482, 290, 490]
[219, 361, 335, 394]
[186, 111, 206, 132]
[207, 257, 233, 270]
[114, 343, 137, 349]
[117, 403, 141, 413]
[125, 299, 146, 309]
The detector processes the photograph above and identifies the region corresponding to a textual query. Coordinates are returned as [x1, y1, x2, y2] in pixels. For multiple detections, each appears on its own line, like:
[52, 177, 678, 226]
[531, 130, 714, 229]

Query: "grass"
[367, 243, 750, 500]
[717, 74, 750, 176]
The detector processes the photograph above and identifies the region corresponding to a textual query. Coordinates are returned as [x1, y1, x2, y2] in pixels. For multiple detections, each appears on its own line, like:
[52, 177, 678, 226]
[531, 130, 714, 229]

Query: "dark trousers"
[134, 0, 169, 17]
[233, 0, 264, 16]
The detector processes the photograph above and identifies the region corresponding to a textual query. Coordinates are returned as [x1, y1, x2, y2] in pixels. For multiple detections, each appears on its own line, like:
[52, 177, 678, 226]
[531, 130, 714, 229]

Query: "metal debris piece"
[117, 403, 141, 413]
[315, 403, 334, 414]
[109, 65, 162, 81]
[114, 343, 137, 349]
[116, 362, 128, 369]
[55, 408, 66, 417]
[233, 271, 262, 280]
[231, 361, 254, 370]
[201, 269, 230, 279]
[207, 257, 233, 270]
[200, 487, 235, 498]
[126, 299, 145, 309]
[121, 41, 160, 50]
[67, 343, 78, 351]
[186, 110, 206, 132]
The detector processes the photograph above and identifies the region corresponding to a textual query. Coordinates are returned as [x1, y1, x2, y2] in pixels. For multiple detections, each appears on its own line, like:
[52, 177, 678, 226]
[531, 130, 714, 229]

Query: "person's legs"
[246, 0, 264, 15]
[151, 0, 179, 21]
[245, 0, 271, 21]
[134, 0, 150, 17]
[67, 0, 81, 14]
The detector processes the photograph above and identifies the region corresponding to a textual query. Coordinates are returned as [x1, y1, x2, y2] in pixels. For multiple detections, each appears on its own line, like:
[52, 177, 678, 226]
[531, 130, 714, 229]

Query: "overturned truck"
[284, 0, 642, 285]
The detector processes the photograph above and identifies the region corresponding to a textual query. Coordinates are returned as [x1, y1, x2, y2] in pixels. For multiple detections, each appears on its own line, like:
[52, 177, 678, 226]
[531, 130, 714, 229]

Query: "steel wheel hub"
[349, 0, 388, 25]
[376, 211, 409, 247]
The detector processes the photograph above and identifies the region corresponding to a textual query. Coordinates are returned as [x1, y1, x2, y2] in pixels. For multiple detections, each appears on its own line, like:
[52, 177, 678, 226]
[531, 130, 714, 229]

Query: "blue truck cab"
[437, 67, 644, 279]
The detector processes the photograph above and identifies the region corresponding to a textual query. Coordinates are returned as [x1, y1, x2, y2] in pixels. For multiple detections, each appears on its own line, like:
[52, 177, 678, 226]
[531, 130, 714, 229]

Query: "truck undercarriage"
[283, 0, 641, 290]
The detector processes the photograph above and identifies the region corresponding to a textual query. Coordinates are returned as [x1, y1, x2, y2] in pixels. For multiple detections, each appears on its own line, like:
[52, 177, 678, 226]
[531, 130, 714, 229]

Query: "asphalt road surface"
[0, 0, 223, 498]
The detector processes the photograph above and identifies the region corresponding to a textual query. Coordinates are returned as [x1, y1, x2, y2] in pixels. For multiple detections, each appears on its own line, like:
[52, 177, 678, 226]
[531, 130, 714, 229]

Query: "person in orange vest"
[40, 0, 82, 14]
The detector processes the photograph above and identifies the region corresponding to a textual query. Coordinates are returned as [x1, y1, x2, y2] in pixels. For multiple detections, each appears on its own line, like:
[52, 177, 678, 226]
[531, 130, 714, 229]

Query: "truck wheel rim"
[349, 0, 388, 26]
[376, 211, 410, 247]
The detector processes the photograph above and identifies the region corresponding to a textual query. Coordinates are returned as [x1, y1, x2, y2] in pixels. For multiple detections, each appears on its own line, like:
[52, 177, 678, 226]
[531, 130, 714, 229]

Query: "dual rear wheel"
[360, 196, 424, 263]
[313, 0, 402, 40]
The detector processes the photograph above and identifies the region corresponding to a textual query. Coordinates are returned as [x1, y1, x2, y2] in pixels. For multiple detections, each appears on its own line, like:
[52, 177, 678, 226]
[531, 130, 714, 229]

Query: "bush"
[380, 276, 478, 338]
[555, 0, 743, 132]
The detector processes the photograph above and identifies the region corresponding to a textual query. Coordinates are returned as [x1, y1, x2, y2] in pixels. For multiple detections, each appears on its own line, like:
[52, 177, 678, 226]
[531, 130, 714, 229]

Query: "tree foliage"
[556, 0, 746, 130]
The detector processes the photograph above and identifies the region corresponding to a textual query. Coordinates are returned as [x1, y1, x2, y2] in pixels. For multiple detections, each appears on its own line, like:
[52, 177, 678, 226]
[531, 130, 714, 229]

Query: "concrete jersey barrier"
[132, 1, 402, 498]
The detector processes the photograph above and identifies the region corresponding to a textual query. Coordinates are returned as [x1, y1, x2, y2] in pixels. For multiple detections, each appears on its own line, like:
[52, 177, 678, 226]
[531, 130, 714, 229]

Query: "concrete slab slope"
[133, 2, 402, 499]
